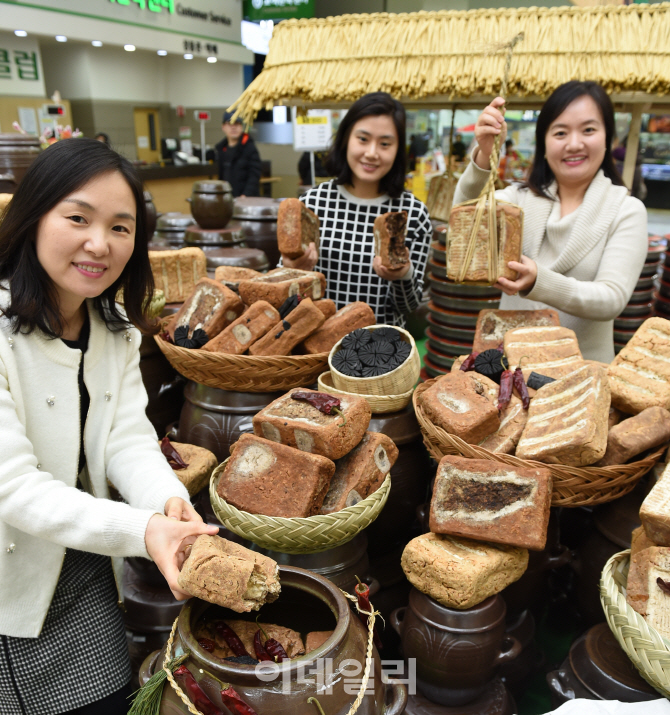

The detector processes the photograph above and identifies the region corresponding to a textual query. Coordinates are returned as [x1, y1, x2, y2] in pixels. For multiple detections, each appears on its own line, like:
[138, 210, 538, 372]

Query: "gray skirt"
[0, 548, 131, 715]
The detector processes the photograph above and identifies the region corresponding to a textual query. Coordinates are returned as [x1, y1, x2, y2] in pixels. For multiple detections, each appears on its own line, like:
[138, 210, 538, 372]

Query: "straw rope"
[209, 462, 391, 554]
[413, 380, 665, 508]
[158, 594, 381, 715]
[228, 5, 670, 125]
[600, 550, 670, 698]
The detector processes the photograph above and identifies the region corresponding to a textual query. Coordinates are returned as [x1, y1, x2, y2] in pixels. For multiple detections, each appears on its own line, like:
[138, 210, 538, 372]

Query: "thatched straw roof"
[230, 4, 670, 124]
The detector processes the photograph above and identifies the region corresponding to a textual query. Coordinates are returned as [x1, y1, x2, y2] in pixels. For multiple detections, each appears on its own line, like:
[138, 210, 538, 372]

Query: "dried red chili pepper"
[459, 352, 480, 372]
[215, 621, 251, 658]
[512, 367, 530, 409]
[355, 576, 383, 650]
[198, 637, 216, 653]
[264, 637, 289, 662]
[220, 687, 259, 715]
[173, 665, 224, 715]
[497, 370, 514, 411]
[253, 630, 273, 662]
[160, 329, 174, 344]
[291, 391, 346, 425]
[160, 436, 189, 470]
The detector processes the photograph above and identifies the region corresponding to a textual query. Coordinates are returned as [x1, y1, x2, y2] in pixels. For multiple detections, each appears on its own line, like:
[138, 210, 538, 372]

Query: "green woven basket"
[208, 460, 391, 554]
[600, 550, 670, 698]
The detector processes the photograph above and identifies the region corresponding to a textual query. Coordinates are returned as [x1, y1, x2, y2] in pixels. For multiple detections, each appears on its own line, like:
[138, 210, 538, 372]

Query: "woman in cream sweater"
[453, 80, 648, 363]
[0, 139, 218, 715]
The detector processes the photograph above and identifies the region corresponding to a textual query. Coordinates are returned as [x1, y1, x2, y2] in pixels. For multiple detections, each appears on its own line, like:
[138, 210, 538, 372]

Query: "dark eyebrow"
[63, 198, 135, 221]
[551, 119, 600, 129]
[353, 130, 396, 140]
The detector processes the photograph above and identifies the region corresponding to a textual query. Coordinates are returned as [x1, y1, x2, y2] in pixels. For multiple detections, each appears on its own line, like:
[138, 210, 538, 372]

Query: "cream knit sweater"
[0, 292, 190, 638]
[454, 163, 648, 363]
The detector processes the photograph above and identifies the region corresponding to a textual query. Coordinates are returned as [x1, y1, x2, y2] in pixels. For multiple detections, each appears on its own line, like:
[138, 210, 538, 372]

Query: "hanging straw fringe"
[228, 4, 670, 125]
[129, 592, 382, 715]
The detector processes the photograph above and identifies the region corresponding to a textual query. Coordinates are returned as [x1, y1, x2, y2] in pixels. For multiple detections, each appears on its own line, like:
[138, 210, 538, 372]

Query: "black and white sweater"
[299, 180, 432, 328]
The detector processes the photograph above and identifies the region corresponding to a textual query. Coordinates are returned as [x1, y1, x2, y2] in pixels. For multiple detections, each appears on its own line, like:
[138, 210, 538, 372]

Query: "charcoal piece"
[332, 348, 363, 376]
[474, 349, 508, 383]
[224, 655, 259, 665]
[173, 326, 210, 349]
[282, 320, 291, 330]
[527, 372, 557, 390]
[361, 364, 390, 377]
[340, 363, 364, 378]
[341, 328, 372, 351]
[278, 295, 300, 319]
[389, 341, 412, 368]
[358, 341, 395, 367]
[371, 327, 403, 343]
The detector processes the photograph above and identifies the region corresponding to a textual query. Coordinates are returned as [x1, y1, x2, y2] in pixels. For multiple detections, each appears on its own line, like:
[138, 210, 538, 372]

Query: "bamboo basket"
[328, 324, 421, 396]
[154, 321, 329, 392]
[413, 380, 665, 508]
[600, 550, 670, 698]
[318, 371, 414, 413]
[209, 461, 391, 554]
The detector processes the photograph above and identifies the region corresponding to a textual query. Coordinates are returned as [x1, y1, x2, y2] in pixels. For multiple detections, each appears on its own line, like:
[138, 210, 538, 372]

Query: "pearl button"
[123, 331, 132, 342]
[7, 337, 13, 349]
[6, 543, 15, 554]
[46, 396, 55, 406]
[105, 391, 112, 401]
[36, 463, 41, 469]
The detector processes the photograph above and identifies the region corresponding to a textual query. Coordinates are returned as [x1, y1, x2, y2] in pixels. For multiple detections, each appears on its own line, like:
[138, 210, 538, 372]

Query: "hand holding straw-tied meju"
[447, 34, 524, 286]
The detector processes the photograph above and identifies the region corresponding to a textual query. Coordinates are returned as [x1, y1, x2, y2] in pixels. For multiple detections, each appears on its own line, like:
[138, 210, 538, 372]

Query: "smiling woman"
[453, 80, 648, 362]
[0, 139, 218, 714]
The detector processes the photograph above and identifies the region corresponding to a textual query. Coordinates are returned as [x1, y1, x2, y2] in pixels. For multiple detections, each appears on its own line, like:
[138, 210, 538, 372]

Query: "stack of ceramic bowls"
[423, 222, 501, 377]
[615, 234, 665, 352]
[653, 234, 670, 322]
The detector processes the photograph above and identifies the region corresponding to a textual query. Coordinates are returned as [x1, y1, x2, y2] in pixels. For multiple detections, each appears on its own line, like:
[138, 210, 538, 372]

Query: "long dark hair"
[0, 138, 156, 337]
[526, 81, 624, 198]
[325, 92, 407, 199]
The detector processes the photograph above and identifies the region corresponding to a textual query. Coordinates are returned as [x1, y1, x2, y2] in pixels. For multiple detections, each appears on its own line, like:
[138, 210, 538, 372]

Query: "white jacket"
[454, 164, 648, 363]
[0, 291, 190, 638]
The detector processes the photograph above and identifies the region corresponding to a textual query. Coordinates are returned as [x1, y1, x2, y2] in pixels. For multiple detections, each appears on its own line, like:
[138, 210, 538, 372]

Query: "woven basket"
[600, 550, 670, 698]
[208, 461, 391, 554]
[154, 328, 329, 392]
[328, 324, 421, 396]
[413, 379, 665, 508]
[318, 371, 414, 414]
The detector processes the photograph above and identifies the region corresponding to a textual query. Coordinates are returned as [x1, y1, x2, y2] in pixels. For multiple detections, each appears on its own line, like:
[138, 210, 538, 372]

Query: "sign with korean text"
[0, 31, 45, 97]
[292, 108, 332, 152]
[244, 0, 314, 21]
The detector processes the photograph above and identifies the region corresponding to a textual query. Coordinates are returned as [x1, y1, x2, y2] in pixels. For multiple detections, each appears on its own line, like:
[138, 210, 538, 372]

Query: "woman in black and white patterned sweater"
[284, 93, 432, 328]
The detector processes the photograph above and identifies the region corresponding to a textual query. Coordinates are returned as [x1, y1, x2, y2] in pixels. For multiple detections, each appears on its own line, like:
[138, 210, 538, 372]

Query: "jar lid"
[568, 623, 658, 701]
[233, 196, 282, 219]
[202, 247, 270, 271]
[156, 212, 195, 229]
[192, 180, 232, 194]
[184, 224, 246, 246]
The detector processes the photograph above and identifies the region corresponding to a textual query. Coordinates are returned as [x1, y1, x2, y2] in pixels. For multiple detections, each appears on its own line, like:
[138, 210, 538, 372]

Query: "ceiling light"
[157, 49, 168, 56]
[91, 40, 103, 47]
[207, 56, 217, 63]
[55, 35, 67, 42]
[14, 30, 27, 37]
[184, 53, 193, 60]
[124, 44, 136, 52]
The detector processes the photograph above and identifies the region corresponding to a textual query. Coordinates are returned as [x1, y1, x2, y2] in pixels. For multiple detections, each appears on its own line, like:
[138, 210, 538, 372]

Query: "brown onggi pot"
[0, 133, 41, 193]
[177, 382, 283, 462]
[364, 404, 434, 556]
[190, 180, 234, 229]
[390, 590, 521, 706]
[139, 566, 408, 715]
[233, 196, 282, 268]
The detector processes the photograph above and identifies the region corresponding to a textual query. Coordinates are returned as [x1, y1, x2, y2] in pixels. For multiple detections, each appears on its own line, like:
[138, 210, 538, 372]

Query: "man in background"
[215, 111, 262, 197]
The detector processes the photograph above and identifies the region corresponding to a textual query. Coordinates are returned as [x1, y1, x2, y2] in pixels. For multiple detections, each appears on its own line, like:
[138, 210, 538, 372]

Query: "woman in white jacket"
[453, 80, 648, 363]
[0, 138, 218, 715]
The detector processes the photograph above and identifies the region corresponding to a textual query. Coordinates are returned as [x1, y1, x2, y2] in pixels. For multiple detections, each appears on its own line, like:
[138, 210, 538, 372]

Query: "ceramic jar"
[154, 212, 195, 247]
[0, 133, 41, 193]
[176, 382, 283, 462]
[201, 247, 269, 274]
[391, 589, 521, 706]
[233, 196, 282, 267]
[403, 678, 516, 715]
[139, 566, 408, 715]
[144, 189, 157, 241]
[190, 180, 234, 229]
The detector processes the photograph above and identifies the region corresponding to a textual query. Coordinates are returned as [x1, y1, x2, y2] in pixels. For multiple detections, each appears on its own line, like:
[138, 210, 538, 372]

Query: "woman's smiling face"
[35, 170, 136, 311]
[545, 94, 607, 189]
[346, 114, 399, 192]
